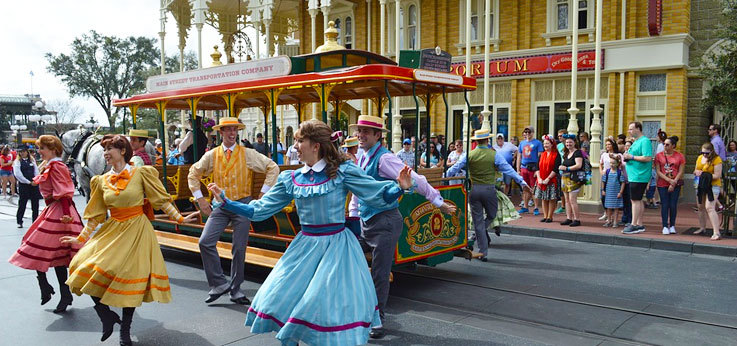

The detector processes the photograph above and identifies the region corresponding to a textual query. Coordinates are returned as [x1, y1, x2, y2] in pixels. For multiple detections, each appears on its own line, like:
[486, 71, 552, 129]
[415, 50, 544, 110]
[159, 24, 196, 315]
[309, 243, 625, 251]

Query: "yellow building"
[296, 0, 692, 149]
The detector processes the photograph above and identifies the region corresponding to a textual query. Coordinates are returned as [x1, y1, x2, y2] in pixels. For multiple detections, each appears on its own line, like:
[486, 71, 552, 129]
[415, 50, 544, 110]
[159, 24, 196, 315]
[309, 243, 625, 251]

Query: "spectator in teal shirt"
[622, 121, 653, 235]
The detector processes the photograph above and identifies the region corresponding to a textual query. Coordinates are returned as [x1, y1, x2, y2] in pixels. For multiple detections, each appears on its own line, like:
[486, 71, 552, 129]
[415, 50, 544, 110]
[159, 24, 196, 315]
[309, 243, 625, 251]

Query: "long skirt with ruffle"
[245, 224, 380, 346]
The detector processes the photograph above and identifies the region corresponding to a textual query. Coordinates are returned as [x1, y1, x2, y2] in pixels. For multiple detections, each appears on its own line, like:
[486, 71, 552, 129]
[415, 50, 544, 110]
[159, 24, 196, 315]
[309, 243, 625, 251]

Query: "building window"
[457, 0, 499, 53]
[334, 18, 342, 45]
[345, 17, 352, 49]
[548, 0, 593, 33]
[407, 5, 417, 50]
[556, 0, 569, 30]
[636, 73, 667, 117]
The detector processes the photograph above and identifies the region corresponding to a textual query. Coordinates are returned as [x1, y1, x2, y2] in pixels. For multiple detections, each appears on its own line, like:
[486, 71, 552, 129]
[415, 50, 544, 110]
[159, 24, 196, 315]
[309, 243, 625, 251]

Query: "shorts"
[502, 173, 512, 186]
[629, 182, 648, 201]
[712, 186, 721, 197]
[0, 170, 11, 177]
[520, 168, 536, 187]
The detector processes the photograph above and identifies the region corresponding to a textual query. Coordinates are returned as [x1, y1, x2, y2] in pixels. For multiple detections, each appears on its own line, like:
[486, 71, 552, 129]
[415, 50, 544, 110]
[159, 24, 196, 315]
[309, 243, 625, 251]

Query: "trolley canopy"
[113, 60, 476, 110]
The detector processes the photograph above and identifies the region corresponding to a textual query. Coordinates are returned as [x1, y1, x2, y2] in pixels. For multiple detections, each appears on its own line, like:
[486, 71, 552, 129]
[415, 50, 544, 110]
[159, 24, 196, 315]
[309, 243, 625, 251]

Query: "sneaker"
[533, 208, 540, 216]
[598, 214, 608, 220]
[528, 200, 535, 207]
[603, 221, 612, 227]
[519, 207, 529, 214]
[519, 201, 525, 208]
[662, 227, 670, 235]
[560, 219, 572, 225]
[622, 224, 635, 234]
[569, 220, 581, 227]
[626, 225, 645, 234]
[669, 226, 677, 234]
[554, 207, 565, 214]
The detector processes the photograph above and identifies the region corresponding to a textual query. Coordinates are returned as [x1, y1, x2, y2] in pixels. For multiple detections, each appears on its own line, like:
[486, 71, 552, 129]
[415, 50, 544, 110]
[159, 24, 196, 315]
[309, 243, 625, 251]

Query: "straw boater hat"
[471, 129, 492, 141]
[128, 129, 149, 138]
[212, 117, 245, 131]
[341, 136, 359, 148]
[348, 115, 388, 132]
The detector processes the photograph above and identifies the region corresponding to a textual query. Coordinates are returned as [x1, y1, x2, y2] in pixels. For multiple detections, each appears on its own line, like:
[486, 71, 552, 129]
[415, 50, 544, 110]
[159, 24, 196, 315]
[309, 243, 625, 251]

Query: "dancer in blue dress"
[207, 119, 412, 346]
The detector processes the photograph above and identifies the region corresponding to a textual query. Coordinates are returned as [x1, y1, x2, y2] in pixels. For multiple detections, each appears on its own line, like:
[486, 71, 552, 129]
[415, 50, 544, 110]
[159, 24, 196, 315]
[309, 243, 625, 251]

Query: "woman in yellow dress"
[61, 134, 196, 345]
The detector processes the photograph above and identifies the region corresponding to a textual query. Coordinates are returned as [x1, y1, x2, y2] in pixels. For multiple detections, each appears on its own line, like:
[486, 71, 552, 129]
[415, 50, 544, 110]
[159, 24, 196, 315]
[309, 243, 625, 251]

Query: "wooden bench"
[417, 166, 446, 187]
[154, 164, 208, 201]
[155, 230, 283, 268]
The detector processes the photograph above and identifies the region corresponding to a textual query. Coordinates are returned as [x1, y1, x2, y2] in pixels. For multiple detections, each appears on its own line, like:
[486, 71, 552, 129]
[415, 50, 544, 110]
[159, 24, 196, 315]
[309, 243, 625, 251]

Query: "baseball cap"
[524, 126, 535, 133]
[496, 133, 505, 140]
[403, 138, 411, 145]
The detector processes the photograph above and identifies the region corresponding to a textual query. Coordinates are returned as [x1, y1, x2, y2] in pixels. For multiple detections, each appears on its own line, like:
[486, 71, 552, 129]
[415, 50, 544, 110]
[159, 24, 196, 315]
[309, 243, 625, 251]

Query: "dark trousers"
[657, 186, 680, 227]
[17, 183, 40, 225]
[469, 184, 498, 257]
[621, 183, 632, 224]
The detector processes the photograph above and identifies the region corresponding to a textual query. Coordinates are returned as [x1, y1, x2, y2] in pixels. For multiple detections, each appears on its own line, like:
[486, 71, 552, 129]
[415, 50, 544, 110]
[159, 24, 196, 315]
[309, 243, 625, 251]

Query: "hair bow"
[542, 134, 555, 142]
[330, 131, 341, 143]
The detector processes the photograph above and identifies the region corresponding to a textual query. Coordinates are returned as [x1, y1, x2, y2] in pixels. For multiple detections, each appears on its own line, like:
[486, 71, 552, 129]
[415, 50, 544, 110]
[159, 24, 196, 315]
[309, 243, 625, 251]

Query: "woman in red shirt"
[654, 136, 685, 235]
[0, 146, 17, 198]
[534, 135, 561, 223]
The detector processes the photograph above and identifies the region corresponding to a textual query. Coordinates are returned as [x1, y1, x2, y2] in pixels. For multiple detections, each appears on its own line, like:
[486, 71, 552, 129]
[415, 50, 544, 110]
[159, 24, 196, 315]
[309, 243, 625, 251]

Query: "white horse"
[61, 128, 156, 199]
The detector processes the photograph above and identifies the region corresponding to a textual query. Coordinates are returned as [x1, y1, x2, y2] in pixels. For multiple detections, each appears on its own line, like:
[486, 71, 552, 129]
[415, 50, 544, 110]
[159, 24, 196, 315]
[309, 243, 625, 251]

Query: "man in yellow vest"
[188, 117, 279, 305]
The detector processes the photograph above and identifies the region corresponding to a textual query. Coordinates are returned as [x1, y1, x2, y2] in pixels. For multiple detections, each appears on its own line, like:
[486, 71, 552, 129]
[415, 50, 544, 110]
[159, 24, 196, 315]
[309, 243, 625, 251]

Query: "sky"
[0, 0, 238, 126]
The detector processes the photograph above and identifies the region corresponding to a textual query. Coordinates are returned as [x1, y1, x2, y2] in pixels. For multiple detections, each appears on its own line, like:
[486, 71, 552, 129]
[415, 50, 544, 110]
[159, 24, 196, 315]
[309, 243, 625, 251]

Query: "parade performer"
[206, 119, 412, 346]
[348, 115, 457, 339]
[342, 136, 360, 163]
[128, 129, 152, 166]
[60, 134, 195, 345]
[447, 129, 530, 262]
[13, 145, 42, 228]
[188, 117, 279, 305]
[8, 135, 82, 313]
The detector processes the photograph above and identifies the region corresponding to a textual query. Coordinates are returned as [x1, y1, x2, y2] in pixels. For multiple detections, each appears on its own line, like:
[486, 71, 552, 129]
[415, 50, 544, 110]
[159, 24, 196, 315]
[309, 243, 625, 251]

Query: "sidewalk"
[502, 196, 737, 258]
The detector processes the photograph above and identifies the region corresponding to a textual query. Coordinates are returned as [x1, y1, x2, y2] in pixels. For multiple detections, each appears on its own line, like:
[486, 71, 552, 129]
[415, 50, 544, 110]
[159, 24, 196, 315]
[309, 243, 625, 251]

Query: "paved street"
[1, 195, 736, 345]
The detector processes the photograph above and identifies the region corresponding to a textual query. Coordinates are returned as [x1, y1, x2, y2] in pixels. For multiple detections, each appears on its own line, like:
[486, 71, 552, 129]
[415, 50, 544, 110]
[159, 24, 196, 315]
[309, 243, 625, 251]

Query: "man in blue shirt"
[516, 126, 544, 215]
[709, 124, 726, 161]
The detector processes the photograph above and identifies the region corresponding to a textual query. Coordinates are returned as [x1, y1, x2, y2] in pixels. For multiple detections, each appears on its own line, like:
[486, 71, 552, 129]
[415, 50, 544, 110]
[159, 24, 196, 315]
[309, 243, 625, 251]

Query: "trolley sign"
[145, 56, 292, 93]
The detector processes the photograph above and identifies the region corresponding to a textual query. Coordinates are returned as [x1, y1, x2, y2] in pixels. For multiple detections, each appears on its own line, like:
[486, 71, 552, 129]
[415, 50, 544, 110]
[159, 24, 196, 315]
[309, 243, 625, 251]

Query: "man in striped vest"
[188, 117, 279, 305]
[348, 115, 457, 339]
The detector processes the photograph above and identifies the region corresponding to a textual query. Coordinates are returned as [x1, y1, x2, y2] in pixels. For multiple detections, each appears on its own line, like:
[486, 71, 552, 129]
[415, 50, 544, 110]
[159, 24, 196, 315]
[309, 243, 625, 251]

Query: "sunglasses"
[523, 131, 531, 134]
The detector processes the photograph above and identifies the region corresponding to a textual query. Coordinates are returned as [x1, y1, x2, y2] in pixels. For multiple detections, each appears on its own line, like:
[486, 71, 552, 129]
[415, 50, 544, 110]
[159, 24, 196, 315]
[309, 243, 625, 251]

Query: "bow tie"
[108, 169, 132, 194]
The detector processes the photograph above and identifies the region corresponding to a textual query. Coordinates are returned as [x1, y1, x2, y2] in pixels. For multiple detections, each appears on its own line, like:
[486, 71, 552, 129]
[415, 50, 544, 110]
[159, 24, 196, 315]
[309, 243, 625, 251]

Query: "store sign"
[414, 70, 464, 86]
[420, 48, 452, 72]
[449, 50, 602, 79]
[146, 56, 292, 93]
[648, 0, 663, 36]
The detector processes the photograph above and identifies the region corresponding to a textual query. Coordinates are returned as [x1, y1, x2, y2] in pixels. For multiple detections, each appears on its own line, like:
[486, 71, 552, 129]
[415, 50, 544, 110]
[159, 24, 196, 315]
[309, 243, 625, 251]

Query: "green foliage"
[700, 0, 737, 122]
[46, 31, 158, 131]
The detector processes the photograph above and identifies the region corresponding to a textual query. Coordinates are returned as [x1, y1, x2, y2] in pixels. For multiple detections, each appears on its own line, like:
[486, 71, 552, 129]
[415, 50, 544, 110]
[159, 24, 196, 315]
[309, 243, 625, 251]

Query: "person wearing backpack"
[559, 134, 584, 227]
[602, 156, 627, 227]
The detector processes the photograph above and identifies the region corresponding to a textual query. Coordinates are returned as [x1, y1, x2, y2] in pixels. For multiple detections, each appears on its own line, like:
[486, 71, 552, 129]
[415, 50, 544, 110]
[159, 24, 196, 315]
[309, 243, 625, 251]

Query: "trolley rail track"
[391, 269, 737, 345]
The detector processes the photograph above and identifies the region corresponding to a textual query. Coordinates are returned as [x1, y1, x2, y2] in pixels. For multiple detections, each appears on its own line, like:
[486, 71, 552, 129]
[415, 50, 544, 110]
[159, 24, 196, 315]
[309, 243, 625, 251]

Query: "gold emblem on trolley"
[404, 202, 461, 253]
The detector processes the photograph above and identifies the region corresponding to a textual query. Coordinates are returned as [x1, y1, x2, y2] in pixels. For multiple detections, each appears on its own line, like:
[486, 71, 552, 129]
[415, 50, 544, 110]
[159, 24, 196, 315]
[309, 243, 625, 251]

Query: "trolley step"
[154, 231, 283, 268]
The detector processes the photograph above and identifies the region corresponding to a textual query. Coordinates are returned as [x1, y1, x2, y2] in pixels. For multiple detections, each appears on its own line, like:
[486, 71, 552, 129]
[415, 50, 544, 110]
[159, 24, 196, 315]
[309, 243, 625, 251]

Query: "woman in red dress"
[7, 135, 83, 313]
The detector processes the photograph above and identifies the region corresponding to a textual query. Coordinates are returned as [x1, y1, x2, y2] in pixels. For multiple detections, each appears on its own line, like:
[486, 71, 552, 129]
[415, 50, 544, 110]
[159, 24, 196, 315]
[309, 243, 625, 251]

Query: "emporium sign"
[449, 50, 603, 79]
[145, 56, 292, 93]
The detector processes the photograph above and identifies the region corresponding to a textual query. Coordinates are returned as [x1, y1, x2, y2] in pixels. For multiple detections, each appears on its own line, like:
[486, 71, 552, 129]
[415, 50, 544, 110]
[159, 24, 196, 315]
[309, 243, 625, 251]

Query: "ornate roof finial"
[210, 45, 223, 66]
[315, 21, 345, 53]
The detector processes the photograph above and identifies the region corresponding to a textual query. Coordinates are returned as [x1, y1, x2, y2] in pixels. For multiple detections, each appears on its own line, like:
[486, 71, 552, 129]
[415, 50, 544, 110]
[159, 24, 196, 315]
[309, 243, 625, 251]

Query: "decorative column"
[586, 0, 605, 201]
[566, 0, 580, 135]
[321, 0, 332, 31]
[391, 0, 402, 152]
[380, 0, 386, 55]
[193, 0, 206, 68]
[463, 0, 471, 143]
[308, 1, 318, 52]
[264, 19, 272, 57]
[159, 7, 167, 75]
[366, 0, 372, 51]
[480, 0, 491, 131]
[251, 6, 262, 59]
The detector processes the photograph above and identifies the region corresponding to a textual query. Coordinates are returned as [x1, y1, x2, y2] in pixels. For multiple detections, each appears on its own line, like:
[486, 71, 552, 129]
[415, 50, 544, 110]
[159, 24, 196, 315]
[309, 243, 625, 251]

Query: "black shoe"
[17, 223, 23, 228]
[560, 219, 572, 225]
[120, 309, 133, 346]
[540, 218, 548, 222]
[205, 290, 228, 303]
[93, 304, 121, 342]
[37, 275, 55, 305]
[545, 218, 553, 223]
[494, 226, 501, 237]
[479, 257, 488, 262]
[369, 327, 386, 339]
[53, 290, 73, 313]
[569, 220, 581, 227]
[230, 296, 251, 305]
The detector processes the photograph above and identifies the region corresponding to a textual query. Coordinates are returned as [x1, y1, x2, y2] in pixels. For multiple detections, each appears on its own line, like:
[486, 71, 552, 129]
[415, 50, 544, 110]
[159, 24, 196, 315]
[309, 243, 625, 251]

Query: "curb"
[500, 225, 737, 258]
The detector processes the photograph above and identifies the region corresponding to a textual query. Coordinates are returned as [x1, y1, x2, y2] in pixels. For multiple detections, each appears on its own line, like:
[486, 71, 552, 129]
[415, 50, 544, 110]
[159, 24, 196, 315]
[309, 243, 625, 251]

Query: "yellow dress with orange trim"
[66, 166, 183, 308]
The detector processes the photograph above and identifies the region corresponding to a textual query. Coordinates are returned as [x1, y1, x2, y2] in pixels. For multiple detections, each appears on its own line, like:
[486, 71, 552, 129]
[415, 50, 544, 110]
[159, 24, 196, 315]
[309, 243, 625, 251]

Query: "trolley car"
[112, 47, 478, 270]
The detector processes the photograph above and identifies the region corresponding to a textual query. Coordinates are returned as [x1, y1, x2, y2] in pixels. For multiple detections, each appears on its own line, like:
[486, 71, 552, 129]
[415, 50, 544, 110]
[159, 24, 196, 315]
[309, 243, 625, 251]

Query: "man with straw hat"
[128, 129, 152, 166]
[341, 136, 360, 163]
[447, 129, 530, 262]
[188, 117, 279, 305]
[348, 115, 457, 339]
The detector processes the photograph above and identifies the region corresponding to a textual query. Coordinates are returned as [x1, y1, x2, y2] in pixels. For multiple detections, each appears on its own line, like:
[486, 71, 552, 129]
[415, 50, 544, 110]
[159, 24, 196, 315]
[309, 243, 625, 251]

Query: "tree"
[700, 0, 737, 122]
[46, 31, 158, 131]
[45, 99, 85, 134]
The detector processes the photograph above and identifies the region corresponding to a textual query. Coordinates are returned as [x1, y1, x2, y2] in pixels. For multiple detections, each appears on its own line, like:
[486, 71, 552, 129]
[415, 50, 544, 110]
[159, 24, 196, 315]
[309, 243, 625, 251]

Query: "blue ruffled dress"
[217, 160, 403, 346]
